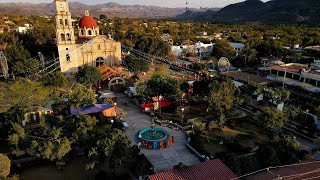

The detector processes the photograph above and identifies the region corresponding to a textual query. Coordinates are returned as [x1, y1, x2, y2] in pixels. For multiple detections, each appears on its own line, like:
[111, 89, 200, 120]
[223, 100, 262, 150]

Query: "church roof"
[79, 15, 97, 29]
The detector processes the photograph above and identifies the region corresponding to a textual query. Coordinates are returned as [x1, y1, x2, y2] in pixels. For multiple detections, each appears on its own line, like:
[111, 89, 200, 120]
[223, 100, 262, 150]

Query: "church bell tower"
[55, 0, 75, 44]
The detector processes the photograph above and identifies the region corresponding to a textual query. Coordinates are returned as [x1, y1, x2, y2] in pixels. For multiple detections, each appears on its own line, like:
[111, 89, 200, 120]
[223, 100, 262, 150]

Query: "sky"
[0, 0, 270, 8]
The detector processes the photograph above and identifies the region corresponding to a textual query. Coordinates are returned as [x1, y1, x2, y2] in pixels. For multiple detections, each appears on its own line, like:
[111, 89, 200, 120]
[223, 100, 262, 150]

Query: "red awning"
[141, 103, 154, 109]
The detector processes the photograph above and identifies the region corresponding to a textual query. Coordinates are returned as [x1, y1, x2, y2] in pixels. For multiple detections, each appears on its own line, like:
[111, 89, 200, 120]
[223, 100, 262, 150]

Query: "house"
[258, 55, 283, 75]
[149, 159, 237, 180]
[237, 160, 320, 180]
[267, 63, 320, 94]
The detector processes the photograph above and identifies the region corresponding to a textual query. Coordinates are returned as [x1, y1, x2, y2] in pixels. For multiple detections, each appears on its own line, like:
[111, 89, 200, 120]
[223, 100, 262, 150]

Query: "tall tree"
[124, 55, 149, 74]
[212, 40, 236, 60]
[0, 153, 10, 178]
[68, 84, 96, 108]
[0, 78, 51, 114]
[262, 107, 287, 128]
[76, 65, 101, 87]
[42, 71, 67, 88]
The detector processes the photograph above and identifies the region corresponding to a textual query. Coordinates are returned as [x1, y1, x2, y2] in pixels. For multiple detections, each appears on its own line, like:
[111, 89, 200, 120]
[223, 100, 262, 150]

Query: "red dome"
[79, 16, 97, 28]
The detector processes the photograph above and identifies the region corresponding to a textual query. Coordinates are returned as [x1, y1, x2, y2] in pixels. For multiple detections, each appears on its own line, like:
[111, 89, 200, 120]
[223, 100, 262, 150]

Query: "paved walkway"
[116, 94, 200, 172]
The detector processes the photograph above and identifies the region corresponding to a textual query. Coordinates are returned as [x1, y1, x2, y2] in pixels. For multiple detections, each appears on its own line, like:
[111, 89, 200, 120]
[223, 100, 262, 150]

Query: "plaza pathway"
[116, 94, 200, 172]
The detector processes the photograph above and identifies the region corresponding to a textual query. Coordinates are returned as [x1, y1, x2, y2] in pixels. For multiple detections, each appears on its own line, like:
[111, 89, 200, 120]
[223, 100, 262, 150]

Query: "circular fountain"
[138, 119, 172, 149]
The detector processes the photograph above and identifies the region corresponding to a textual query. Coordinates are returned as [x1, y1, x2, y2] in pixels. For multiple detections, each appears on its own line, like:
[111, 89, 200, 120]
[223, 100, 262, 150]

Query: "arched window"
[66, 54, 70, 62]
[60, 33, 65, 41]
[65, 19, 68, 26]
[59, 19, 63, 26]
[88, 30, 92, 35]
[97, 44, 101, 50]
[66, 33, 71, 41]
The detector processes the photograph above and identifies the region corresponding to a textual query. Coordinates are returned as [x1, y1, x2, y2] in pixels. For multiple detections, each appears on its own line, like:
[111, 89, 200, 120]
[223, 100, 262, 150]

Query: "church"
[54, 0, 122, 73]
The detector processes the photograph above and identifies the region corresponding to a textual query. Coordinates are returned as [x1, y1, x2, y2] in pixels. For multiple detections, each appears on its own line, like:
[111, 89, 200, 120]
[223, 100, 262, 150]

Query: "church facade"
[54, 0, 121, 73]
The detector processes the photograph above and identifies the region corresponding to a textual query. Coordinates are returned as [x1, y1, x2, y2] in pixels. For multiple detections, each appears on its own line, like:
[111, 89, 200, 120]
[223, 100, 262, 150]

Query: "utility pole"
[0, 51, 9, 80]
[38, 52, 45, 69]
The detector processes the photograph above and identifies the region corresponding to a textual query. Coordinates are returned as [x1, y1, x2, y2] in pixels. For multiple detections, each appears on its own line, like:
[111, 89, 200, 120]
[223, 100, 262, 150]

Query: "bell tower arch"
[55, 0, 75, 44]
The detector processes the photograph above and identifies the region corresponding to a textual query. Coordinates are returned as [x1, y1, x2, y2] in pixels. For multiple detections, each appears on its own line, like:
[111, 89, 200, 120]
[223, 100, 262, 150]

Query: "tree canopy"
[0, 153, 10, 178]
[76, 65, 101, 86]
[12, 58, 40, 79]
[42, 71, 67, 88]
[262, 106, 287, 128]
[138, 69, 182, 100]
[124, 55, 149, 74]
[212, 40, 236, 60]
[0, 78, 51, 113]
[68, 84, 96, 108]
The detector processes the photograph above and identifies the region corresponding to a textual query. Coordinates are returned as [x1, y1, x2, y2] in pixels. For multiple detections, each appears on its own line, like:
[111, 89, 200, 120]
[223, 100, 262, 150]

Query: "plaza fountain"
[138, 119, 172, 149]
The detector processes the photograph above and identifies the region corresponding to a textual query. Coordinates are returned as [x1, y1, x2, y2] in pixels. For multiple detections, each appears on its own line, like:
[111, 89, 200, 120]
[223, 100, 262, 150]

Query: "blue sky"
[0, 0, 270, 8]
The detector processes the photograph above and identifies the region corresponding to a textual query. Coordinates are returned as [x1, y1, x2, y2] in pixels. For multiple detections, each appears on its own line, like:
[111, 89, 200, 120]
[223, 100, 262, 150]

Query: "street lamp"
[159, 95, 163, 114]
[114, 102, 117, 116]
[111, 119, 114, 124]
[304, 109, 309, 123]
[181, 107, 185, 124]
[282, 67, 288, 88]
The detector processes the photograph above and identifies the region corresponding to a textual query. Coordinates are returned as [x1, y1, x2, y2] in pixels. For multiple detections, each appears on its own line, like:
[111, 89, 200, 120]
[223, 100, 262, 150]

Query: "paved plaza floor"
[116, 94, 200, 172]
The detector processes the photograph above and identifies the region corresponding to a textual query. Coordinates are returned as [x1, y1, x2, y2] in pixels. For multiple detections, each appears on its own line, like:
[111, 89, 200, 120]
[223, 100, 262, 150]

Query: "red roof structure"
[79, 16, 97, 28]
[149, 159, 237, 180]
[270, 65, 306, 73]
[238, 161, 320, 180]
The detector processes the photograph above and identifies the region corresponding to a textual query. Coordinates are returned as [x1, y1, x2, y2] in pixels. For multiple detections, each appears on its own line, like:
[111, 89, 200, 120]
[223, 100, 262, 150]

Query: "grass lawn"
[203, 120, 270, 155]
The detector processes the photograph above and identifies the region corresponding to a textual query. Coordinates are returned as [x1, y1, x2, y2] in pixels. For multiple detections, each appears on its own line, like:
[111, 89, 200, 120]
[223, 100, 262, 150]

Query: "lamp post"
[111, 119, 114, 124]
[282, 67, 288, 88]
[304, 109, 309, 123]
[114, 102, 117, 117]
[159, 95, 163, 114]
[181, 107, 185, 124]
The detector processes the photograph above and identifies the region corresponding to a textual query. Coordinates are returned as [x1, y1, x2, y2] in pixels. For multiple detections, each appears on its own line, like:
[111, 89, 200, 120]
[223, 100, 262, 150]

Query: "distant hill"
[0, 2, 215, 19]
[175, 0, 320, 24]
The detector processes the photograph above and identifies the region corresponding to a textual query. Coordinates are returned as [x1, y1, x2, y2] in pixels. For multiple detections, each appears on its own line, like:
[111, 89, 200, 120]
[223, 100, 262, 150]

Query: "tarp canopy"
[98, 90, 116, 99]
[128, 87, 137, 94]
[71, 104, 115, 117]
[141, 103, 154, 109]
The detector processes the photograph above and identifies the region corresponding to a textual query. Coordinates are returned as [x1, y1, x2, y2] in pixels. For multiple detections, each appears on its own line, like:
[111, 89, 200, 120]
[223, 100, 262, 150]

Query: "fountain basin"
[139, 127, 168, 142]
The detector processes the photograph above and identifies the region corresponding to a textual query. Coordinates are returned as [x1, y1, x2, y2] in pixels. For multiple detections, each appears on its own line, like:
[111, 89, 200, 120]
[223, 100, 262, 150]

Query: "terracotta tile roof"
[239, 161, 320, 180]
[149, 159, 237, 180]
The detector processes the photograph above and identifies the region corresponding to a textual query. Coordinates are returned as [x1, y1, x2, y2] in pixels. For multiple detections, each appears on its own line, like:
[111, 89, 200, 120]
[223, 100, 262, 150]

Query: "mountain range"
[0, 2, 218, 19]
[176, 0, 320, 24]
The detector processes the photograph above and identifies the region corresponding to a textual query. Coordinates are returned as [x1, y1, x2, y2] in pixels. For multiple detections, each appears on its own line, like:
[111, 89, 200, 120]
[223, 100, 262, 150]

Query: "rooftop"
[238, 160, 320, 180]
[149, 159, 237, 180]
[270, 63, 308, 73]
[222, 71, 270, 85]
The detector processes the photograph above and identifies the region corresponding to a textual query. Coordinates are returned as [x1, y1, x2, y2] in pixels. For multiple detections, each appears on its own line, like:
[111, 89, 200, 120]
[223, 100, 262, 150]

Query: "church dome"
[79, 15, 97, 29]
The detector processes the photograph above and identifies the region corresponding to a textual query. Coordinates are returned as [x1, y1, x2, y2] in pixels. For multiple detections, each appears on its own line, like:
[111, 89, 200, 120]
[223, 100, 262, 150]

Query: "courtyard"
[115, 94, 200, 172]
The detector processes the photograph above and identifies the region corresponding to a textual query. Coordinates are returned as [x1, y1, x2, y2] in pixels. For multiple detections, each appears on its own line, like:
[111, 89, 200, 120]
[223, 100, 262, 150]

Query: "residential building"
[267, 63, 320, 93]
